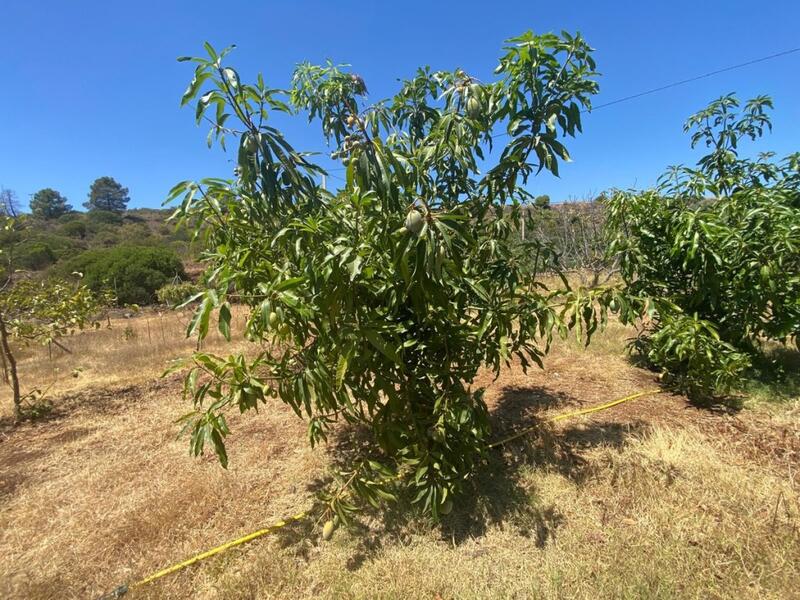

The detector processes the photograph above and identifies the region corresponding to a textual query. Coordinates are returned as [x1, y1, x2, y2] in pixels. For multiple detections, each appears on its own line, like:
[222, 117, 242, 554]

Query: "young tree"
[0, 216, 104, 422]
[30, 188, 72, 219]
[170, 32, 605, 519]
[84, 176, 130, 212]
[606, 95, 800, 396]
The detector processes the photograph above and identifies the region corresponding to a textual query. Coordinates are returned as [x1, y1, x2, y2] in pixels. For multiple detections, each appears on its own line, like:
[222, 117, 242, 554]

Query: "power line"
[320, 45, 800, 163]
[588, 46, 800, 112]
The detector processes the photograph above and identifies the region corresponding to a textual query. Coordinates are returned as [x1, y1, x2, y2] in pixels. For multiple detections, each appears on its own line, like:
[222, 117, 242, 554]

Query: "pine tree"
[84, 176, 130, 212]
[30, 188, 72, 219]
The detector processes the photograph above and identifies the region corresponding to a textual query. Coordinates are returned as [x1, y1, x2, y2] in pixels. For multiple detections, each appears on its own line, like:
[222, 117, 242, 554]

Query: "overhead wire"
[319, 45, 799, 158]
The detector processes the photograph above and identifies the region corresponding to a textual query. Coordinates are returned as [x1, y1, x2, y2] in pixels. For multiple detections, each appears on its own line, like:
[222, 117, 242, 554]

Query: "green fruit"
[268, 311, 280, 328]
[405, 209, 424, 235]
[245, 134, 258, 153]
[609, 298, 619, 312]
[466, 96, 482, 119]
[322, 519, 335, 541]
[440, 500, 453, 515]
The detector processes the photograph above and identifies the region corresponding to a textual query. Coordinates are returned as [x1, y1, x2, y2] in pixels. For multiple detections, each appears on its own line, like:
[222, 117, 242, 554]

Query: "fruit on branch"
[404, 209, 424, 235]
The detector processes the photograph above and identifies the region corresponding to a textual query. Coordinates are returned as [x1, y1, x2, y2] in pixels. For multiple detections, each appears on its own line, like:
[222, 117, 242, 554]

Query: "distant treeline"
[0, 178, 197, 306]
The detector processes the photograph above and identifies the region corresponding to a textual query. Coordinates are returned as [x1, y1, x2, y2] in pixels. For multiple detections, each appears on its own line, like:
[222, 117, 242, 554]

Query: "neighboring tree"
[606, 95, 800, 396]
[0, 188, 21, 217]
[170, 33, 605, 521]
[534, 194, 551, 209]
[30, 188, 72, 219]
[0, 216, 103, 422]
[84, 176, 130, 212]
[59, 245, 186, 305]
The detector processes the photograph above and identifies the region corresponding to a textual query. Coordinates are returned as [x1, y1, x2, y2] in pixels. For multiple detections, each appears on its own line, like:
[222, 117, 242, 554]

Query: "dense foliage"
[60, 245, 186, 305]
[606, 95, 800, 396]
[170, 32, 610, 519]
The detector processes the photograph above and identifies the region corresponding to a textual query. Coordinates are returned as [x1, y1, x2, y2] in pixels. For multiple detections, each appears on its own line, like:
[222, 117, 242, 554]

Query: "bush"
[607, 95, 800, 396]
[118, 222, 155, 245]
[59, 246, 186, 305]
[15, 241, 56, 270]
[86, 209, 124, 226]
[38, 235, 81, 260]
[91, 229, 120, 247]
[57, 211, 81, 224]
[157, 281, 201, 306]
[59, 220, 87, 239]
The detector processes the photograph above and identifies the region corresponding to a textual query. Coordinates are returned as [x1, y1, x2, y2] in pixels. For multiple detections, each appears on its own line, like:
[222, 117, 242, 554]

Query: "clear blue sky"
[2, 1, 799, 210]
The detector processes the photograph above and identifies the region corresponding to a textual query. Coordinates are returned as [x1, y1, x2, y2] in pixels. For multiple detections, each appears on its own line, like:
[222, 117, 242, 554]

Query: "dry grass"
[2, 306, 252, 404]
[0, 311, 798, 599]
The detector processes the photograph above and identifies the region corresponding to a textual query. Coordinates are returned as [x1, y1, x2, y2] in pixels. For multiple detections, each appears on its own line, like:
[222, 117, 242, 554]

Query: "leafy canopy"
[606, 94, 800, 396]
[169, 32, 606, 519]
[0, 278, 103, 347]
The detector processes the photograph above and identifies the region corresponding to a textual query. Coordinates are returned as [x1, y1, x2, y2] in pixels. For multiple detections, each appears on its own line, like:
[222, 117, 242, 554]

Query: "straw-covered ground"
[1, 310, 798, 599]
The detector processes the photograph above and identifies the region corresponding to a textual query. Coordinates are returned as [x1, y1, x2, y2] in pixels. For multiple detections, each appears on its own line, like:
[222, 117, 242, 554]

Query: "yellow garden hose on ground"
[98, 387, 663, 599]
[487, 388, 664, 448]
[98, 512, 308, 599]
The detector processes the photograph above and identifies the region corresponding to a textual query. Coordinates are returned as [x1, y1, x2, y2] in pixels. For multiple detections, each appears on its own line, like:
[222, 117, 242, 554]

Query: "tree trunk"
[0, 313, 21, 423]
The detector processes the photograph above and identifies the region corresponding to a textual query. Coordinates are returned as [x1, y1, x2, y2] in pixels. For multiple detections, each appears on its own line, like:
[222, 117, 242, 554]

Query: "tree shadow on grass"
[293, 384, 649, 570]
[744, 345, 800, 403]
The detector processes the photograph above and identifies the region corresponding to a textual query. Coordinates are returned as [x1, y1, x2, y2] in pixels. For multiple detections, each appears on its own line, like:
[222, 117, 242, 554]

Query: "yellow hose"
[98, 387, 663, 598]
[487, 388, 663, 448]
[132, 512, 308, 588]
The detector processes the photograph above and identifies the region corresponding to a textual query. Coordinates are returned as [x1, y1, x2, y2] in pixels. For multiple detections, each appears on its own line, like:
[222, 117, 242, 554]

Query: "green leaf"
[218, 302, 232, 341]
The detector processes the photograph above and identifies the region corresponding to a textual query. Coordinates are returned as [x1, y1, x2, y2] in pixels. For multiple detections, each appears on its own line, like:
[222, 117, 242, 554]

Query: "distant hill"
[1, 208, 194, 273]
[1, 207, 203, 306]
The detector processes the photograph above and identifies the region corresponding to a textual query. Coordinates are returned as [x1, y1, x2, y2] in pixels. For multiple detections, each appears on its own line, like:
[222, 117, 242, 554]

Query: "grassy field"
[1, 310, 798, 599]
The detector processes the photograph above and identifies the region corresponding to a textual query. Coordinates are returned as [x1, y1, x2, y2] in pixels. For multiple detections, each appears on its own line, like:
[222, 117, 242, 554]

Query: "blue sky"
[1, 1, 798, 211]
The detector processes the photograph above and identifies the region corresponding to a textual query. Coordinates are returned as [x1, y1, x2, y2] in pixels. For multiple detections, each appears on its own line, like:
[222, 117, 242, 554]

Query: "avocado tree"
[169, 32, 605, 520]
[606, 95, 800, 396]
[0, 217, 105, 422]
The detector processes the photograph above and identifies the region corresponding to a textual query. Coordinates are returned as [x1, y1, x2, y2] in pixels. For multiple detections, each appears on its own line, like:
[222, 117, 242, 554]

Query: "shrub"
[157, 281, 201, 306]
[59, 246, 186, 305]
[606, 95, 800, 396]
[15, 241, 56, 270]
[57, 212, 81, 224]
[118, 222, 154, 245]
[60, 220, 87, 239]
[38, 235, 81, 260]
[91, 229, 120, 247]
[86, 209, 124, 226]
